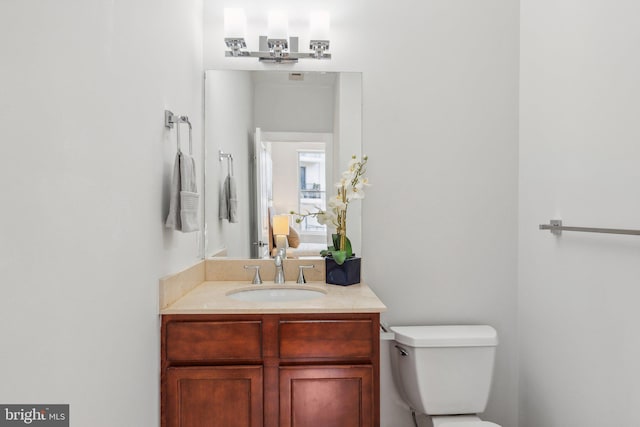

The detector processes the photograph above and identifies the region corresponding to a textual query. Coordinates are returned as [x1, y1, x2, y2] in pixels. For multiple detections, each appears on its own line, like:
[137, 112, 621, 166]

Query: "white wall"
[254, 77, 334, 132]
[205, 70, 254, 258]
[519, 1, 640, 426]
[0, 1, 203, 426]
[205, 1, 520, 426]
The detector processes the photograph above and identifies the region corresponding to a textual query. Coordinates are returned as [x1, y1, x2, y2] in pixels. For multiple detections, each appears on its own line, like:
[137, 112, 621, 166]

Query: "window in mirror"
[298, 150, 326, 234]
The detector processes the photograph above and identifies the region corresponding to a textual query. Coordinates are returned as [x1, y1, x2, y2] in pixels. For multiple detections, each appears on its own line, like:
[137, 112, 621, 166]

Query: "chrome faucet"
[244, 265, 263, 284]
[296, 265, 315, 284]
[274, 248, 285, 284]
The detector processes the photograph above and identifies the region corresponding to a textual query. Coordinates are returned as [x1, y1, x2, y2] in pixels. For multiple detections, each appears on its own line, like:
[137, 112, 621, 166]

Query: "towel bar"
[539, 219, 640, 236]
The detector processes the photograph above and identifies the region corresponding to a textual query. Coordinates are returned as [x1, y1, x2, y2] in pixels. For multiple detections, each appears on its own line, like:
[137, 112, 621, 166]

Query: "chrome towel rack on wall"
[165, 110, 193, 155]
[539, 219, 640, 236]
[219, 150, 234, 176]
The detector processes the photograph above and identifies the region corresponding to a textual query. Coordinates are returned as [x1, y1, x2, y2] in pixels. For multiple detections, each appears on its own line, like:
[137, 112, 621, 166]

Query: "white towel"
[165, 153, 182, 230]
[219, 175, 229, 221]
[180, 190, 200, 232]
[165, 152, 200, 232]
[228, 175, 238, 223]
[218, 174, 238, 223]
[179, 153, 199, 232]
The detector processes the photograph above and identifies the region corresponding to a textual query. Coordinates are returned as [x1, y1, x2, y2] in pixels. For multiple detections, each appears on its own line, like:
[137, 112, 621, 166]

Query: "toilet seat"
[432, 415, 501, 427]
[440, 422, 501, 427]
[433, 417, 500, 427]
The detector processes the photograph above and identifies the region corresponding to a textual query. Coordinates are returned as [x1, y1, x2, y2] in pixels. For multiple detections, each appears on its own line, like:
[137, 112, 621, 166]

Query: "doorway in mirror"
[252, 131, 332, 259]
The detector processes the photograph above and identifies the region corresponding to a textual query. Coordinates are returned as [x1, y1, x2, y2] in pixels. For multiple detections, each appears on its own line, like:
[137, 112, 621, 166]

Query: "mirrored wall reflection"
[204, 70, 362, 259]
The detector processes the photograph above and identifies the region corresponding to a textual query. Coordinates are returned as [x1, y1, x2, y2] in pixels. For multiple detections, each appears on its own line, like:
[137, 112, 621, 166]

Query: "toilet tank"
[390, 325, 498, 416]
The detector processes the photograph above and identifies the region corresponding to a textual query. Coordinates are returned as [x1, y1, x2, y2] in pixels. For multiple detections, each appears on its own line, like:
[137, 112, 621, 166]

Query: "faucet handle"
[296, 265, 315, 284]
[244, 265, 263, 284]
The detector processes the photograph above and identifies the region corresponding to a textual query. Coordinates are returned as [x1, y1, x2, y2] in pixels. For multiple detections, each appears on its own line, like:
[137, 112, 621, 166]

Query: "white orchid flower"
[348, 156, 357, 166]
[316, 211, 335, 226]
[346, 187, 365, 200]
[328, 196, 347, 212]
[290, 155, 369, 257]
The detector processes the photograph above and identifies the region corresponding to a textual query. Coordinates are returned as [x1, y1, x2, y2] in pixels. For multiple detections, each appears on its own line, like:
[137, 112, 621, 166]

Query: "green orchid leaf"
[331, 250, 347, 265]
[331, 234, 340, 249]
[330, 234, 353, 257]
[343, 237, 353, 258]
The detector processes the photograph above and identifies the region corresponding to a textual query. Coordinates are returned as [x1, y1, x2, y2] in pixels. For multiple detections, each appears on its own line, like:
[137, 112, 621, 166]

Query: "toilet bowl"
[389, 325, 501, 427]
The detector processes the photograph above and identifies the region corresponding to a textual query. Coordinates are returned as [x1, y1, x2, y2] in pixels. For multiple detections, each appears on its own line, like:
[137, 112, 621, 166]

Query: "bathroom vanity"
[160, 265, 386, 427]
[162, 312, 379, 427]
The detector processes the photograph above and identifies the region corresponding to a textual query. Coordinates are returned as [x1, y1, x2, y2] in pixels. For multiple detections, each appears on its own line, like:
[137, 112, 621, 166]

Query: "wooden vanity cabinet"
[161, 313, 380, 427]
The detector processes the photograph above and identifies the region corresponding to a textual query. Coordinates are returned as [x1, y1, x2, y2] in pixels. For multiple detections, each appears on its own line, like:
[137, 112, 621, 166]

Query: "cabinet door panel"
[166, 366, 263, 427]
[279, 365, 373, 427]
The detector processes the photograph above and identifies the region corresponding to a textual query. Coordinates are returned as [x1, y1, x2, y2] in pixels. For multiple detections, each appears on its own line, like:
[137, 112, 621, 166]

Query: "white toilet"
[389, 325, 501, 427]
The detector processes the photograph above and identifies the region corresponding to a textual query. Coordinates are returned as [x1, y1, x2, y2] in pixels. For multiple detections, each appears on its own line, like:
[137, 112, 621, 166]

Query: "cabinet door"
[166, 366, 263, 427]
[279, 365, 373, 427]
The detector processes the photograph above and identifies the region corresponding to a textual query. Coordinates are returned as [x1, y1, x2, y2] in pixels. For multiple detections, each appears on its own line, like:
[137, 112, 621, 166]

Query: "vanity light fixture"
[224, 8, 331, 63]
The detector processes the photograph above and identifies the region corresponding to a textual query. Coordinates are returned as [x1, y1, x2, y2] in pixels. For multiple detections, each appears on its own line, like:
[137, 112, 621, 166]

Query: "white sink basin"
[227, 287, 326, 302]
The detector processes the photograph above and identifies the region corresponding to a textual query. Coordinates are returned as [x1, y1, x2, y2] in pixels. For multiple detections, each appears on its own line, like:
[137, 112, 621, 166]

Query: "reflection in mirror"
[204, 70, 362, 259]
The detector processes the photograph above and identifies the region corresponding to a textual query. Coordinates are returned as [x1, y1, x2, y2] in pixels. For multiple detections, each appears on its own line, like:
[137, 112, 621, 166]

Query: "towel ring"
[181, 116, 193, 155]
[165, 110, 192, 155]
[176, 119, 182, 154]
[219, 150, 234, 176]
[176, 116, 192, 155]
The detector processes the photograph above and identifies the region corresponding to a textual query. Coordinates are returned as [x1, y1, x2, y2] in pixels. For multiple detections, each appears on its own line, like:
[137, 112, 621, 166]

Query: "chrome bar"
[539, 219, 640, 236]
[218, 150, 233, 161]
[224, 37, 331, 62]
[180, 116, 193, 155]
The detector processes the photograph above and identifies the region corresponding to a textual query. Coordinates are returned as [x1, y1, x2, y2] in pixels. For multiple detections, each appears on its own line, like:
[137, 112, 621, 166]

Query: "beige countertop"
[160, 281, 387, 314]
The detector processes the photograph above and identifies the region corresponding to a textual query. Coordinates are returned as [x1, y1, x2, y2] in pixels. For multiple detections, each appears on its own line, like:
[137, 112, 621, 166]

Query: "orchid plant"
[292, 155, 369, 265]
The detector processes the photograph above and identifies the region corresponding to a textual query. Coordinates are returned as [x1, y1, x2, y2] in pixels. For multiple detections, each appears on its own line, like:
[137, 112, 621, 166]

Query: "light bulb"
[224, 8, 246, 39]
[310, 11, 330, 41]
[267, 10, 289, 40]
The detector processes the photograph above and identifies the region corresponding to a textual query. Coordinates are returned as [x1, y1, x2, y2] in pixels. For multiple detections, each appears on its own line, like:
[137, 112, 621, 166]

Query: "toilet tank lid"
[390, 325, 498, 348]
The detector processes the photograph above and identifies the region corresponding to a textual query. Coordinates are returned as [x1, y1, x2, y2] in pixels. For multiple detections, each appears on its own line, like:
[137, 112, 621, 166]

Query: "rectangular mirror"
[204, 70, 362, 259]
